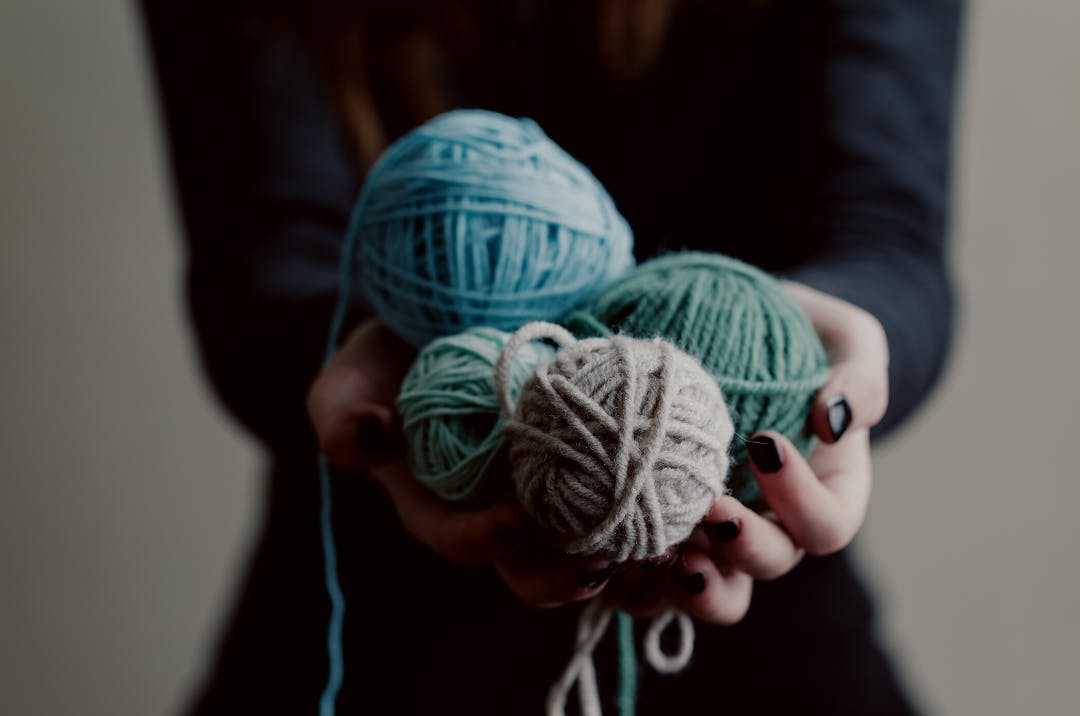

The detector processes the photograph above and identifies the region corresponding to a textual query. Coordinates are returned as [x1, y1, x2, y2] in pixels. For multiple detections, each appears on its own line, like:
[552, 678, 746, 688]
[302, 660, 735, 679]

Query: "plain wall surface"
[1, 2, 1077, 714]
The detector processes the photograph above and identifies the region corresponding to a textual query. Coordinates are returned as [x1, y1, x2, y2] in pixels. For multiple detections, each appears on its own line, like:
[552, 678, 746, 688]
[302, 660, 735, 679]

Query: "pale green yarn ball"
[397, 327, 556, 501]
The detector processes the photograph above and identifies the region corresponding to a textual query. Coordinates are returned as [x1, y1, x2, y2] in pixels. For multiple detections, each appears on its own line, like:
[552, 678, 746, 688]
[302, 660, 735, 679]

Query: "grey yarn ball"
[504, 332, 735, 562]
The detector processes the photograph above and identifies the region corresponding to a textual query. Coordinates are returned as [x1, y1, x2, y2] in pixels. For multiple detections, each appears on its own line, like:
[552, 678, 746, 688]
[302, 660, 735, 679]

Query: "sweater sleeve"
[785, 0, 965, 436]
[140, 3, 369, 449]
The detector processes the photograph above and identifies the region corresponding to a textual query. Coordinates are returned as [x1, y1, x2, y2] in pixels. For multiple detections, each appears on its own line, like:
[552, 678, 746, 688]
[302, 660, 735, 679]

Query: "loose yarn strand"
[314, 132, 399, 716]
[546, 599, 614, 716]
[317, 457, 345, 716]
[616, 611, 638, 716]
[547, 601, 692, 716]
[494, 320, 577, 416]
[643, 609, 695, 674]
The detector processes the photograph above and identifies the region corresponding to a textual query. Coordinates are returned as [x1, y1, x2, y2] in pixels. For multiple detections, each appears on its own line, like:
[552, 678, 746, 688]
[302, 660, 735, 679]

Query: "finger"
[371, 459, 524, 566]
[782, 282, 889, 442]
[612, 553, 676, 618]
[810, 356, 888, 444]
[320, 398, 404, 470]
[748, 431, 871, 556]
[669, 551, 753, 626]
[699, 497, 804, 580]
[495, 549, 616, 609]
[306, 319, 415, 469]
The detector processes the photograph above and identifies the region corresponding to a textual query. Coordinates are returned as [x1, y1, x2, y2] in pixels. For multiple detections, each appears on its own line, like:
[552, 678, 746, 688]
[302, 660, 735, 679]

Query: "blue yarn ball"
[352, 110, 635, 347]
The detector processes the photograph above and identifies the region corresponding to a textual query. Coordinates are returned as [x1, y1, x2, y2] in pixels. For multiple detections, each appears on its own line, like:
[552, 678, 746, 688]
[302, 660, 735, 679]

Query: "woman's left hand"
[611, 281, 890, 623]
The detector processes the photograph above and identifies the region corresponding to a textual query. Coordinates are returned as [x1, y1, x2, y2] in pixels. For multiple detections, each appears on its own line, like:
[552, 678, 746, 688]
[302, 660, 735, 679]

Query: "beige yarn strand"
[496, 322, 737, 716]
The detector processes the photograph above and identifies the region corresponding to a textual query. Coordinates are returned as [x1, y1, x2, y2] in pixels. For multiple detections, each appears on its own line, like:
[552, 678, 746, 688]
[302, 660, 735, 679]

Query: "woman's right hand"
[306, 318, 615, 607]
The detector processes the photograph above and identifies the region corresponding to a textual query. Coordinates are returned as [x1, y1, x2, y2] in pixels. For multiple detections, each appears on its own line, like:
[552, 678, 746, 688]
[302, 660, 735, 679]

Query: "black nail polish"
[827, 398, 853, 441]
[578, 565, 616, 590]
[747, 436, 783, 474]
[704, 519, 741, 543]
[677, 573, 706, 595]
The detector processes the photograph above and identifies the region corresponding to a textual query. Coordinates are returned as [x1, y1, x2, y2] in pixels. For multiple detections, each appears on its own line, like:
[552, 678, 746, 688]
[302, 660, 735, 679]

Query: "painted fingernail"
[578, 564, 617, 590]
[827, 398, 852, 441]
[704, 518, 741, 543]
[676, 573, 706, 595]
[747, 435, 783, 474]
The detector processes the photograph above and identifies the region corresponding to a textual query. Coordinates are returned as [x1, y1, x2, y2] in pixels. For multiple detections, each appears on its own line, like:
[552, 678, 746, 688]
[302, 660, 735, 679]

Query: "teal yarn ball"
[353, 109, 635, 347]
[565, 252, 830, 504]
[397, 327, 556, 501]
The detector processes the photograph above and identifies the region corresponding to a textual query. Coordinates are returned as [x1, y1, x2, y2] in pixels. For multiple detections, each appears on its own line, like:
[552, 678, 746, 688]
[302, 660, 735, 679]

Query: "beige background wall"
[1, 2, 1076, 714]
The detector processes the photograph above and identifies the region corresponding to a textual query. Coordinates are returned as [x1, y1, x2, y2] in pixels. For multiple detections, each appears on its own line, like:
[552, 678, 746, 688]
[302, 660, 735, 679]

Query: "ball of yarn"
[496, 322, 735, 562]
[352, 109, 635, 347]
[397, 327, 556, 502]
[565, 252, 830, 505]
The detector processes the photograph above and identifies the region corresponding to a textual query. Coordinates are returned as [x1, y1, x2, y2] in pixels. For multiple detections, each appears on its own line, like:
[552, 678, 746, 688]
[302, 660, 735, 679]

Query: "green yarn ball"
[397, 327, 556, 501]
[564, 252, 830, 504]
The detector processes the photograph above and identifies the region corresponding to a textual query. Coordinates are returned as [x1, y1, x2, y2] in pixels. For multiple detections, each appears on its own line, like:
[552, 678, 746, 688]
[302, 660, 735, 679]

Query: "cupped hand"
[621, 282, 890, 624]
[306, 318, 616, 607]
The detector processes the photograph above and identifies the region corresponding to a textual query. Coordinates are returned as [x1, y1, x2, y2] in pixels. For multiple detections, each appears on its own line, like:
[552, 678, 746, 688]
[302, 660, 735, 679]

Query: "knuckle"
[710, 586, 753, 626]
[432, 527, 479, 567]
[804, 521, 854, 556]
[727, 536, 769, 573]
[862, 371, 889, 424]
[504, 582, 552, 608]
[749, 557, 792, 582]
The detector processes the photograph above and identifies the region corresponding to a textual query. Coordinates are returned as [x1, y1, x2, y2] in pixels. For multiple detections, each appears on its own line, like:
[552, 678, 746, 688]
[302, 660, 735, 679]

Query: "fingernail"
[704, 518, 741, 543]
[827, 398, 852, 441]
[747, 435, 783, 474]
[578, 564, 617, 590]
[623, 590, 650, 605]
[676, 573, 706, 595]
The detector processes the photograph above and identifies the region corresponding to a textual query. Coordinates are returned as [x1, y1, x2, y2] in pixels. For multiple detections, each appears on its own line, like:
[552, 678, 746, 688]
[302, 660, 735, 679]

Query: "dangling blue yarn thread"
[317, 458, 345, 716]
[315, 134, 392, 715]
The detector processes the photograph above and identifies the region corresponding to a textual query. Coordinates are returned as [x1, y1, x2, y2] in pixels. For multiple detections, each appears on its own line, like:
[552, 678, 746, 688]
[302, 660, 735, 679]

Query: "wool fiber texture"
[497, 322, 735, 562]
[566, 252, 829, 504]
[397, 327, 555, 501]
[352, 109, 635, 347]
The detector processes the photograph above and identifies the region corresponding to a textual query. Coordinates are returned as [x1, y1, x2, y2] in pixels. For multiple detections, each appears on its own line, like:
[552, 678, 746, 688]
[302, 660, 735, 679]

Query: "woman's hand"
[306, 318, 616, 607]
[615, 282, 890, 624]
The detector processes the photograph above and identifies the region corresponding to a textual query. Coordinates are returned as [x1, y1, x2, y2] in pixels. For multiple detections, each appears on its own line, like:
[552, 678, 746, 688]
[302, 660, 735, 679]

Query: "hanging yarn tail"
[546, 600, 697, 716]
[643, 609, 695, 675]
[547, 599, 614, 716]
[497, 321, 733, 716]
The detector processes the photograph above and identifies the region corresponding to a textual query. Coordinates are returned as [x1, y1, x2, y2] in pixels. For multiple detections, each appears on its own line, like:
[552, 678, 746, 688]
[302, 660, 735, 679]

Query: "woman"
[142, 1, 963, 713]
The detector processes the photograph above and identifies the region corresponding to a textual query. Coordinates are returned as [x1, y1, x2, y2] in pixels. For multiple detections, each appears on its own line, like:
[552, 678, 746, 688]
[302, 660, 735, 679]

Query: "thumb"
[306, 319, 414, 469]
